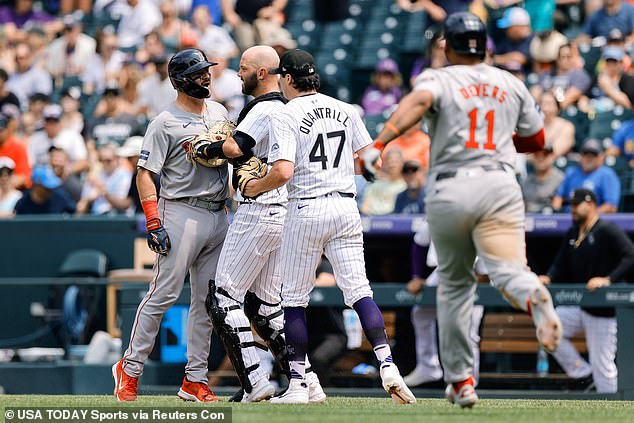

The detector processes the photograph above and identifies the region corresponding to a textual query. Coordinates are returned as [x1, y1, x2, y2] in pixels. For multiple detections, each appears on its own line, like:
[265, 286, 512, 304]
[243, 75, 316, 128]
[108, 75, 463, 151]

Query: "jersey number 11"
[465, 108, 496, 151]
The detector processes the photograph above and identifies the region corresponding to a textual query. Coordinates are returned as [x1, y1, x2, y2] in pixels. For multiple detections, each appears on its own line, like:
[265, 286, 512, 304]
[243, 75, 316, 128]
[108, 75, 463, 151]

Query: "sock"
[305, 355, 312, 373]
[284, 307, 308, 379]
[452, 376, 475, 392]
[353, 297, 392, 363]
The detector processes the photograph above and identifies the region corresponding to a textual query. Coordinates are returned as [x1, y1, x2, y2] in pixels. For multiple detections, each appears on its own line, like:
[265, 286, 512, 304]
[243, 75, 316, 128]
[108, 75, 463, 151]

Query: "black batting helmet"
[168, 49, 217, 99]
[443, 12, 487, 58]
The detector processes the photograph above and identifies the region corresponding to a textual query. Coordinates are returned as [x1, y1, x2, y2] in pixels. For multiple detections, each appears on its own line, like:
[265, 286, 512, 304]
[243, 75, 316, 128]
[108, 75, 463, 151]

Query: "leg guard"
[206, 280, 265, 393]
[244, 291, 290, 377]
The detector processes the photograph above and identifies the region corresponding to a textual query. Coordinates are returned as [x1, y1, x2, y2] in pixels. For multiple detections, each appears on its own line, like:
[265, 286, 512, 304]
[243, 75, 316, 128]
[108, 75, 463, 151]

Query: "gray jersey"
[269, 93, 372, 199]
[414, 63, 543, 175]
[234, 100, 288, 204]
[138, 101, 229, 201]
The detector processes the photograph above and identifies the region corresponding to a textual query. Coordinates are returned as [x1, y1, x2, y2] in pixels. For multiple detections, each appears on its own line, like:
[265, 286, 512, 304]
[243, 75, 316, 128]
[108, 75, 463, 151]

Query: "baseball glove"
[233, 156, 268, 198]
[187, 120, 236, 168]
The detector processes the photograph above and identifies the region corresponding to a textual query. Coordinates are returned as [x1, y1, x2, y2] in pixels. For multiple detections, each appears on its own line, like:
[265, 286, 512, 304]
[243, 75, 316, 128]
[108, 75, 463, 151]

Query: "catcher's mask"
[443, 12, 487, 59]
[168, 48, 217, 99]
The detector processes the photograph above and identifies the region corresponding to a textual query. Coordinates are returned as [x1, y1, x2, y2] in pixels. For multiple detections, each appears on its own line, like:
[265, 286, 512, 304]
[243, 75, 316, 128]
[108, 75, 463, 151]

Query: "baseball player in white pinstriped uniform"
[243, 49, 415, 405]
[196, 46, 325, 403]
[362, 13, 562, 408]
[113, 49, 229, 403]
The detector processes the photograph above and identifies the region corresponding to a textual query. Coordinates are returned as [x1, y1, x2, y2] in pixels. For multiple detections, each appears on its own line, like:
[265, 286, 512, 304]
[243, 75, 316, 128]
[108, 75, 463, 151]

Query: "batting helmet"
[168, 49, 217, 99]
[443, 12, 487, 58]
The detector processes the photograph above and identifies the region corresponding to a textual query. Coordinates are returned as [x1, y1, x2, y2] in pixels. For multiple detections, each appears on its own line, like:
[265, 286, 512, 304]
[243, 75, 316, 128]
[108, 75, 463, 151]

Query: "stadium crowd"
[0, 0, 633, 219]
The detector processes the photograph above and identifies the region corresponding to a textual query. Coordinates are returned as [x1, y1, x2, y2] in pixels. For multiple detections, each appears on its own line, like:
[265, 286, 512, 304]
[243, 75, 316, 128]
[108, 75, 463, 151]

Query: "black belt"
[299, 192, 355, 200]
[436, 163, 509, 181]
[177, 197, 225, 211]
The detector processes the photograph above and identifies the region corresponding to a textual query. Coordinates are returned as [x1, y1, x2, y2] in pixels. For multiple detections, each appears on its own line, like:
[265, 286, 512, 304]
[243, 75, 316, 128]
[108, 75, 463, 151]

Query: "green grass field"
[1, 396, 634, 423]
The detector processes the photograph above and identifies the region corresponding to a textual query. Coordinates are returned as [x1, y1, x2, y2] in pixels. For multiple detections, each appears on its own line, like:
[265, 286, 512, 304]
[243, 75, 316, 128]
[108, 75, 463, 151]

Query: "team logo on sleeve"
[140, 150, 150, 160]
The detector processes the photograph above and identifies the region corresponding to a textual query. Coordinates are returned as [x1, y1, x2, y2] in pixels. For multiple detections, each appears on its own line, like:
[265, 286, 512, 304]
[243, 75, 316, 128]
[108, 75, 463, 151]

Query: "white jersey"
[269, 93, 372, 199]
[234, 100, 288, 205]
[413, 63, 543, 175]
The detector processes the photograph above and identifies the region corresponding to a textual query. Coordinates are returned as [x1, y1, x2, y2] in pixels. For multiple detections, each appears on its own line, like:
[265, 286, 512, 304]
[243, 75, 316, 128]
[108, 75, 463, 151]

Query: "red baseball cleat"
[112, 360, 138, 402]
[178, 378, 219, 402]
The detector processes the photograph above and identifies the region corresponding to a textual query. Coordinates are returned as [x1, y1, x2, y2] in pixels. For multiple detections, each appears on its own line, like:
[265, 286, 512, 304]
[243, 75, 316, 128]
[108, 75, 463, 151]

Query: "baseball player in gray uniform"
[362, 13, 562, 408]
[197, 45, 325, 403]
[113, 49, 229, 402]
[242, 49, 416, 405]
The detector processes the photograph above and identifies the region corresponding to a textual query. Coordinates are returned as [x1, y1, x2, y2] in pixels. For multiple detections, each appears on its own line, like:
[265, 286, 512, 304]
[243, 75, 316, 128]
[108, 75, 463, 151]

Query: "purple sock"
[353, 297, 388, 347]
[284, 307, 308, 379]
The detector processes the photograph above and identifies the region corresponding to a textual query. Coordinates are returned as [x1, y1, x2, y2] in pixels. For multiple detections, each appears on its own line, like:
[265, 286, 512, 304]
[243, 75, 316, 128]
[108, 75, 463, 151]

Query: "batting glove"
[146, 218, 171, 256]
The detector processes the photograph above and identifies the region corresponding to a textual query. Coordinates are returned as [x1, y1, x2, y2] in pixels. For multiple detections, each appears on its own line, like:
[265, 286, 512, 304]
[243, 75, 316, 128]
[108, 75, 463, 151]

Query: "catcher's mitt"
[186, 120, 236, 168]
[233, 156, 268, 198]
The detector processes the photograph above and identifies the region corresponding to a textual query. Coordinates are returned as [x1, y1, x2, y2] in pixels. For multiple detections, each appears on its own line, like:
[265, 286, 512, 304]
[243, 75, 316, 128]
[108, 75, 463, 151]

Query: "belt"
[299, 192, 355, 200]
[177, 197, 225, 211]
[435, 163, 509, 181]
[239, 201, 285, 207]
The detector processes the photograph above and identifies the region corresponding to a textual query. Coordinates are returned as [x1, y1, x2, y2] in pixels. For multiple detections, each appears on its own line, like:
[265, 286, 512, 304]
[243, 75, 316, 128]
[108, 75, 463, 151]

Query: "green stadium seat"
[578, 44, 601, 76]
[561, 106, 589, 150]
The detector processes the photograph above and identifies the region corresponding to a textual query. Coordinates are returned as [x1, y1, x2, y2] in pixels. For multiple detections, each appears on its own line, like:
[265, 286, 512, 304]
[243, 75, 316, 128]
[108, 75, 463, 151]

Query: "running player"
[112, 49, 229, 402]
[361, 13, 562, 408]
[242, 49, 416, 405]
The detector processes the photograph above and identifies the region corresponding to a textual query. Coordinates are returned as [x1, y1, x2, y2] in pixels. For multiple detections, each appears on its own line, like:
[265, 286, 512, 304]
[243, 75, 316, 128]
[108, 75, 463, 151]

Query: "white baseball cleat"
[269, 379, 309, 404]
[242, 377, 275, 403]
[529, 285, 562, 353]
[445, 377, 478, 408]
[306, 371, 327, 403]
[379, 362, 416, 404]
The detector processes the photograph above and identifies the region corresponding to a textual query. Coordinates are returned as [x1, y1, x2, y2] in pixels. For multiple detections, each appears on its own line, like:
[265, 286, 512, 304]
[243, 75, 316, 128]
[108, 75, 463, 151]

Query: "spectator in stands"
[306, 256, 348, 386]
[26, 26, 50, 72]
[87, 85, 139, 148]
[49, 147, 82, 203]
[207, 51, 244, 122]
[193, 5, 239, 61]
[29, 104, 89, 175]
[579, 46, 634, 114]
[521, 147, 564, 213]
[393, 160, 426, 214]
[220, 0, 288, 51]
[528, 30, 568, 78]
[157, 0, 189, 54]
[82, 29, 126, 96]
[112, 136, 159, 214]
[409, 32, 448, 86]
[0, 113, 30, 189]
[60, 87, 85, 134]
[530, 43, 592, 109]
[493, 7, 534, 74]
[46, 13, 97, 82]
[135, 31, 169, 75]
[602, 28, 632, 72]
[14, 165, 76, 215]
[382, 121, 430, 170]
[0, 69, 20, 112]
[76, 143, 133, 215]
[18, 92, 48, 137]
[577, 0, 634, 44]
[361, 59, 404, 117]
[0, 157, 22, 217]
[0, 0, 57, 43]
[117, 0, 162, 50]
[552, 138, 621, 213]
[360, 148, 406, 215]
[541, 90, 575, 158]
[539, 188, 634, 393]
[136, 55, 176, 119]
[6, 42, 53, 111]
[117, 60, 143, 108]
[607, 117, 634, 169]
[395, 0, 447, 22]
[59, 0, 93, 15]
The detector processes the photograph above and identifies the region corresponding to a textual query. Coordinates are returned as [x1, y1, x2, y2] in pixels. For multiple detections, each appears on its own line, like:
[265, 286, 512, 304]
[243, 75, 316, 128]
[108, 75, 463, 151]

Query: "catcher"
[194, 45, 327, 403]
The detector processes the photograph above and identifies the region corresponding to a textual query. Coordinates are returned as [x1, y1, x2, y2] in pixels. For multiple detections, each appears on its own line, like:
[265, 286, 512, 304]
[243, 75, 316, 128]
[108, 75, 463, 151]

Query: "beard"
[242, 72, 258, 95]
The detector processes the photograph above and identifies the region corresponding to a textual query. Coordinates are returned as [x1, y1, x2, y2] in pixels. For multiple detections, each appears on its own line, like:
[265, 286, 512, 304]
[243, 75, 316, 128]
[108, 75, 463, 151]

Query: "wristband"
[141, 199, 160, 230]
[384, 122, 401, 136]
[373, 139, 386, 151]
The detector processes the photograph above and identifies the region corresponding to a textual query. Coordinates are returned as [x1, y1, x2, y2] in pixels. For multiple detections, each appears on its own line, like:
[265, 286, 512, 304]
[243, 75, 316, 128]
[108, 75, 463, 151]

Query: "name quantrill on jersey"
[299, 107, 350, 134]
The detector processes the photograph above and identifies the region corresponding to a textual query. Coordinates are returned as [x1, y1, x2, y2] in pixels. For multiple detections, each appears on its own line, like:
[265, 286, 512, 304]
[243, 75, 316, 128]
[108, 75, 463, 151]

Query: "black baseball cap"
[270, 49, 316, 77]
[570, 188, 597, 205]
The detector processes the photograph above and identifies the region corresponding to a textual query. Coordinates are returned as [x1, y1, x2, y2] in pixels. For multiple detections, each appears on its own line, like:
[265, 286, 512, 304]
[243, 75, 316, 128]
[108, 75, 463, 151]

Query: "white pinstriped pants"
[280, 194, 373, 308]
[551, 306, 617, 393]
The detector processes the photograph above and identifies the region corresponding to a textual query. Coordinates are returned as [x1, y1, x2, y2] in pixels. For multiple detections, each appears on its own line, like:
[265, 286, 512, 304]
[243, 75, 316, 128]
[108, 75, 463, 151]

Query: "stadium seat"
[363, 115, 385, 138]
[561, 106, 589, 150]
